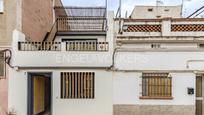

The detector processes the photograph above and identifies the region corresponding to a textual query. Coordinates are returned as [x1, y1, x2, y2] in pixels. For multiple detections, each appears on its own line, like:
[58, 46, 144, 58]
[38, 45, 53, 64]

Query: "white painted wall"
[115, 51, 204, 71]
[113, 72, 195, 105]
[12, 51, 112, 67]
[55, 36, 106, 42]
[8, 69, 113, 115]
[52, 70, 113, 115]
[11, 11, 115, 68]
[120, 43, 198, 49]
[8, 69, 28, 115]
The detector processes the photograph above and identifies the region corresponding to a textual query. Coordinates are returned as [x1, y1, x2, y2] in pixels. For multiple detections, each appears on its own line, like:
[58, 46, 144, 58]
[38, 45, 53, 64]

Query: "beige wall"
[55, 0, 64, 6]
[0, 0, 18, 45]
[22, 0, 54, 42]
[0, 0, 19, 113]
[114, 105, 195, 115]
[130, 6, 182, 19]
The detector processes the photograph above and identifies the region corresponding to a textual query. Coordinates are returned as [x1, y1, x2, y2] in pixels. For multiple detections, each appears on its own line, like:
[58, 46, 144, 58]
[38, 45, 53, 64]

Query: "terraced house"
[10, 2, 114, 115]
[113, 5, 204, 115]
[5, 1, 204, 115]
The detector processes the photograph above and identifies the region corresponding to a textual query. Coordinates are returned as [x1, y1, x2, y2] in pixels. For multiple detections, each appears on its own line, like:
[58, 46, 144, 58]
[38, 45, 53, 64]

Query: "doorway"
[28, 73, 52, 115]
[196, 75, 203, 115]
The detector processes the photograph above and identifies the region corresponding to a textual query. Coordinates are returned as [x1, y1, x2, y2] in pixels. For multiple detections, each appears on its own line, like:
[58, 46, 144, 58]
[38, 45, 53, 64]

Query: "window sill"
[140, 96, 173, 100]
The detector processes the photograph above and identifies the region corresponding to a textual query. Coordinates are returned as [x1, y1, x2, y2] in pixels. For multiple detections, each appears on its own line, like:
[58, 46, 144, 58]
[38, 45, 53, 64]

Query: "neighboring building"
[114, 7, 204, 115]
[0, 0, 56, 114]
[130, 5, 182, 19]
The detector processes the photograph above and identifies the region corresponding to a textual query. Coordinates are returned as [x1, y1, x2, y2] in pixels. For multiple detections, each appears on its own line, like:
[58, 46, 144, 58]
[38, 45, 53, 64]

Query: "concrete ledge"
[113, 105, 195, 115]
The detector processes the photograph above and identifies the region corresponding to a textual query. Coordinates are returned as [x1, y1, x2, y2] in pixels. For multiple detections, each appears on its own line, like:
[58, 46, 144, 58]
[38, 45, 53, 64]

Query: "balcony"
[18, 41, 109, 51]
[18, 42, 61, 51]
[12, 31, 112, 68]
[119, 18, 204, 36]
[66, 41, 108, 51]
[12, 8, 114, 68]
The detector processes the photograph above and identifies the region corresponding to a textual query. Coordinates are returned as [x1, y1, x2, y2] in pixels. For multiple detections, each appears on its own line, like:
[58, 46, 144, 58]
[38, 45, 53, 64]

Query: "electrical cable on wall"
[0, 49, 13, 69]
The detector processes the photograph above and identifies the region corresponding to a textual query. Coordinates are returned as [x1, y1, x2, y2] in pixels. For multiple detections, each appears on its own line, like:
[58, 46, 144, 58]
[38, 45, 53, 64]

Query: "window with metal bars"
[61, 72, 95, 99]
[0, 52, 5, 77]
[141, 73, 172, 99]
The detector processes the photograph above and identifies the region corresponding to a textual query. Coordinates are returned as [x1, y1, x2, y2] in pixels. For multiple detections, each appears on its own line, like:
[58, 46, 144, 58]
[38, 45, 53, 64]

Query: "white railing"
[66, 41, 109, 51]
[18, 41, 109, 51]
[18, 42, 61, 51]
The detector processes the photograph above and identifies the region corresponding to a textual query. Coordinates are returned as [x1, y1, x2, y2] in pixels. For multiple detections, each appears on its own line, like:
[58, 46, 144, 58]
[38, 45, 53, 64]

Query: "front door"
[28, 73, 52, 115]
[196, 76, 203, 115]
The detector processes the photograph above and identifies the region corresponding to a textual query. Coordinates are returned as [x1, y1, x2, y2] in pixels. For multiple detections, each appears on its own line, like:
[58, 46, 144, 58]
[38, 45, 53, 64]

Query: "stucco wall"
[22, 0, 53, 42]
[115, 51, 204, 71]
[113, 72, 195, 105]
[8, 69, 113, 115]
[0, 0, 18, 46]
[0, 78, 8, 114]
[130, 6, 182, 19]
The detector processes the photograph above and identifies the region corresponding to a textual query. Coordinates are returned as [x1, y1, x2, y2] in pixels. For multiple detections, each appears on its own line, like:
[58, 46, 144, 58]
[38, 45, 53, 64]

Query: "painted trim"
[139, 96, 174, 100]
[18, 67, 111, 70]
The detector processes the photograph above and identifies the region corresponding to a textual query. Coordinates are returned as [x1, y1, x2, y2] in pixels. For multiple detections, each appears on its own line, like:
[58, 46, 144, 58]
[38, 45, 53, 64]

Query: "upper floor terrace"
[116, 18, 204, 43]
[44, 6, 108, 42]
[11, 6, 114, 68]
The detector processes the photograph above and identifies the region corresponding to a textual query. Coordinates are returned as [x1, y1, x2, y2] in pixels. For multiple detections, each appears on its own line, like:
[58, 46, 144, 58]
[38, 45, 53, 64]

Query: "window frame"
[140, 73, 173, 100]
[0, 52, 6, 78]
[60, 72, 95, 99]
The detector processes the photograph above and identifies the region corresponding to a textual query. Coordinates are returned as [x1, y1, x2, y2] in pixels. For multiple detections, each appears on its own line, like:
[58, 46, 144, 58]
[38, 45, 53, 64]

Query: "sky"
[61, 0, 204, 17]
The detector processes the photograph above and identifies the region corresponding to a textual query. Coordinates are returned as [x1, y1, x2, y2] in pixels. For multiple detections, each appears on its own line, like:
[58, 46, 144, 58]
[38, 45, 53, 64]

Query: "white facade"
[8, 7, 204, 115]
[113, 72, 195, 105]
[8, 11, 115, 115]
[9, 69, 113, 115]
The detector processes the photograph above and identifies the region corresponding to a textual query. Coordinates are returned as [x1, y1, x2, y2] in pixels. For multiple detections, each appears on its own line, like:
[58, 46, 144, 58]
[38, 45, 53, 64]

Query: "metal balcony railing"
[55, 6, 107, 32]
[57, 17, 107, 32]
[18, 42, 61, 51]
[18, 42, 109, 51]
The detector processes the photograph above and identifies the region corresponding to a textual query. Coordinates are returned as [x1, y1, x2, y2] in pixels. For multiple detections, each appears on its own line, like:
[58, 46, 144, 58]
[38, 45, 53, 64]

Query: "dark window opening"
[148, 8, 153, 12]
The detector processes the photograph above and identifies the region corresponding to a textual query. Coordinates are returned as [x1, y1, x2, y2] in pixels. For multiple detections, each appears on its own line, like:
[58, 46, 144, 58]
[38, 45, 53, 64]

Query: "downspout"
[109, 47, 119, 70]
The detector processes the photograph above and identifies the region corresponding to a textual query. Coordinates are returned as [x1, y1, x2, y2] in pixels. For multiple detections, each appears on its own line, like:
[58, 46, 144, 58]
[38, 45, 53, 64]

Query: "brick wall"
[114, 105, 195, 115]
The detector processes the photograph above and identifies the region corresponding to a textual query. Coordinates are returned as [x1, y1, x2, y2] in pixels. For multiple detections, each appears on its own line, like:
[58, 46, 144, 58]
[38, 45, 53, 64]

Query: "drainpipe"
[0, 49, 14, 69]
[109, 47, 119, 70]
